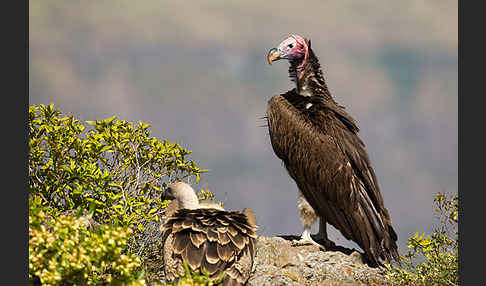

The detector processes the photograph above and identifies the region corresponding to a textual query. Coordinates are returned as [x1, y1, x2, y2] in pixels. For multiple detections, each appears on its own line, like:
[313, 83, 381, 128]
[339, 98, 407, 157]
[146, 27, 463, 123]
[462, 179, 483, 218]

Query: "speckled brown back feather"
[161, 208, 257, 285]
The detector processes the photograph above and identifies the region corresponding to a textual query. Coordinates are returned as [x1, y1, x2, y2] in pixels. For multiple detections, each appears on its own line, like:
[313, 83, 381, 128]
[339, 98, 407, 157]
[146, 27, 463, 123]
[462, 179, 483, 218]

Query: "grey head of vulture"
[161, 182, 257, 286]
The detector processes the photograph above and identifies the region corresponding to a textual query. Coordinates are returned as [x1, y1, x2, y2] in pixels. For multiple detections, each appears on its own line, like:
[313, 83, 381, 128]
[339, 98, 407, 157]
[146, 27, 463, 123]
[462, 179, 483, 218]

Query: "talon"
[291, 237, 326, 250]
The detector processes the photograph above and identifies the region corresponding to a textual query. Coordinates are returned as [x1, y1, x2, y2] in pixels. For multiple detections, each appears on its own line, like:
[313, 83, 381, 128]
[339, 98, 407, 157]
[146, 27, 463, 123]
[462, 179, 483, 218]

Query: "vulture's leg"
[316, 218, 336, 249]
[291, 192, 325, 250]
[317, 218, 327, 239]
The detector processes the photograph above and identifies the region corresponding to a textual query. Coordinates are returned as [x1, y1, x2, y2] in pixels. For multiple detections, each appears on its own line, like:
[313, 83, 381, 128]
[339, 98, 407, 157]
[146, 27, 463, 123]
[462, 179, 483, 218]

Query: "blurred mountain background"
[29, 1, 457, 253]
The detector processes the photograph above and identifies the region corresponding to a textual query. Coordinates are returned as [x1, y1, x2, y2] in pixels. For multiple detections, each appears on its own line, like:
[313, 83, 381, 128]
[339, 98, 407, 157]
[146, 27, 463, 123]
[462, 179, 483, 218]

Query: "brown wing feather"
[325, 100, 399, 263]
[183, 240, 206, 270]
[161, 208, 257, 286]
[266, 92, 399, 266]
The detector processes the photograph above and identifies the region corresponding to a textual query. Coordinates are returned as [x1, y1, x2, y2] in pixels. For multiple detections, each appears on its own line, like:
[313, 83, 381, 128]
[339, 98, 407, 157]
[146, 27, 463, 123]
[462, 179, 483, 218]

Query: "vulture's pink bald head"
[267, 34, 309, 71]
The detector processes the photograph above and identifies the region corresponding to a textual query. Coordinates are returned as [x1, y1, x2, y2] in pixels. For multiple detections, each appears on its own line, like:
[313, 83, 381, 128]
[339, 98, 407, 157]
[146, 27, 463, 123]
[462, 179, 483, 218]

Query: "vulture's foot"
[313, 219, 337, 250]
[291, 229, 326, 250]
[314, 236, 337, 250]
[290, 238, 326, 250]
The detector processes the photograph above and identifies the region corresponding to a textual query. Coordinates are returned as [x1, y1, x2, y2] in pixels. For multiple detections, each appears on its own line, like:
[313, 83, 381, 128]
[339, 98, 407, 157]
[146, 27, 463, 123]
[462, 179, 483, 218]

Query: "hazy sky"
[29, 1, 457, 253]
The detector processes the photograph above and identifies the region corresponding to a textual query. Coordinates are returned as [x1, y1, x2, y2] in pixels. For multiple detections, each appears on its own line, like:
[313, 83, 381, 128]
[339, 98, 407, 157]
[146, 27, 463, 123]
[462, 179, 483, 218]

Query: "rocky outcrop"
[247, 236, 386, 286]
[146, 235, 388, 285]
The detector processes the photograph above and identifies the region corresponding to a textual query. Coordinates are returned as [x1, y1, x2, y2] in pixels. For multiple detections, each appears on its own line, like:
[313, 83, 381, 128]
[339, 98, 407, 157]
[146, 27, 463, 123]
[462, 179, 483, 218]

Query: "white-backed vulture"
[161, 182, 257, 285]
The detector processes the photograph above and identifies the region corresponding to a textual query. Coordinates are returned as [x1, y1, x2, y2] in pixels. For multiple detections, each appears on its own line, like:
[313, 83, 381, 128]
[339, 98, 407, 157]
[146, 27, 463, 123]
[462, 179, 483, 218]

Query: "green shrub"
[29, 104, 207, 231]
[385, 192, 458, 286]
[29, 104, 213, 285]
[29, 199, 145, 285]
[166, 262, 224, 286]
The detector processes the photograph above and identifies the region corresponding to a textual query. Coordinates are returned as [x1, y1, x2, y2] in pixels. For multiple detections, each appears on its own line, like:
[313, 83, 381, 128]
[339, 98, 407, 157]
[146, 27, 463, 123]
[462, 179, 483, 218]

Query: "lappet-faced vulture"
[161, 182, 258, 285]
[266, 34, 399, 266]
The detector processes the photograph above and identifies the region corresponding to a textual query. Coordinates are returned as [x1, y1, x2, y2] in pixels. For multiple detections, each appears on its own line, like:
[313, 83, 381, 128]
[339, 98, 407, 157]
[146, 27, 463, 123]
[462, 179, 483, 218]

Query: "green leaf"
[100, 145, 112, 153]
[104, 115, 117, 124]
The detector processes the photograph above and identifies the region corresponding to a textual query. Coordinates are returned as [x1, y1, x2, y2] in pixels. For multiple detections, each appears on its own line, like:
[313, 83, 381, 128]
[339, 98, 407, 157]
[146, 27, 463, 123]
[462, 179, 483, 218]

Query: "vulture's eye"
[288, 43, 294, 48]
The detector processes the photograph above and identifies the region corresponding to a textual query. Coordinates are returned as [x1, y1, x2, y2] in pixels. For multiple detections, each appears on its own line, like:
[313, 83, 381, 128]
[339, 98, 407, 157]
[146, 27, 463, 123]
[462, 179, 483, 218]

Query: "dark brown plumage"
[161, 182, 257, 285]
[266, 35, 399, 266]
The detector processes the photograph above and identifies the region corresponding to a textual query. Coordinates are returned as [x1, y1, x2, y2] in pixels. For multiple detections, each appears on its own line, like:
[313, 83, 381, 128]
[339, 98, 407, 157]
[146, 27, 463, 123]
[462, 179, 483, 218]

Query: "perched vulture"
[161, 182, 258, 285]
[266, 34, 399, 266]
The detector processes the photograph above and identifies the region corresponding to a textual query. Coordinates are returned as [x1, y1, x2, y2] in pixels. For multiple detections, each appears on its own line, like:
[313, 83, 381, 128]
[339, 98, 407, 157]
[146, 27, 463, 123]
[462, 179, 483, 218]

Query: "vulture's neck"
[177, 190, 200, 210]
[166, 196, 199, 218]
[289, 48, 333, 101]
[180, 196, 199, 210]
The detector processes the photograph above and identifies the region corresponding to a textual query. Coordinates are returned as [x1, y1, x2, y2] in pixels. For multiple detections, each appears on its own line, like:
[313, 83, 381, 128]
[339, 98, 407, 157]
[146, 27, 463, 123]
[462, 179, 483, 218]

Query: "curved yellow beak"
[267, 48, 281, 65]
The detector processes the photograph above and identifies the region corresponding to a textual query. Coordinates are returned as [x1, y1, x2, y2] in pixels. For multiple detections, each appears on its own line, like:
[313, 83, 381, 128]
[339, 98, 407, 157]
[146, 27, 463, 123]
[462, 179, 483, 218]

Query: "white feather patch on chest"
[305, 103, 313, 109]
